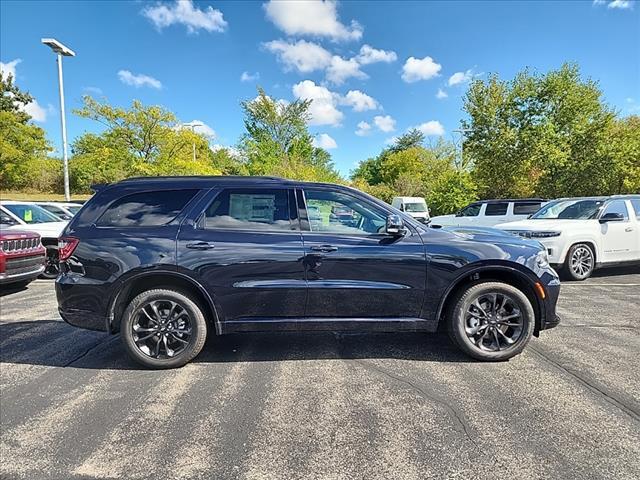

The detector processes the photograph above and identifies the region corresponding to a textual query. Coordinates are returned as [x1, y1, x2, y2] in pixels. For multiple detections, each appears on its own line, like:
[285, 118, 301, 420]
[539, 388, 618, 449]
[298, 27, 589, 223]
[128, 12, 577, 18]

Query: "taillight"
[58, 237, 79, 261]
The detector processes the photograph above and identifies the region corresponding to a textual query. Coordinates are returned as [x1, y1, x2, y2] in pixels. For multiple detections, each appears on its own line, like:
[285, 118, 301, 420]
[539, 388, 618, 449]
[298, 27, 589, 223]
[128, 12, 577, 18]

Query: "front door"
[299, 187, 426, 318]
[177, 187, 307, 323]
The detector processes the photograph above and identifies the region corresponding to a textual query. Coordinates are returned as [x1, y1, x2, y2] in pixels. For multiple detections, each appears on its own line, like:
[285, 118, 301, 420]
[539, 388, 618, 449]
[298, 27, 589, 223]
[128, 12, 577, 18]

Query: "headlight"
[531, 231, 561, 238]
[536, 250, 550, 268]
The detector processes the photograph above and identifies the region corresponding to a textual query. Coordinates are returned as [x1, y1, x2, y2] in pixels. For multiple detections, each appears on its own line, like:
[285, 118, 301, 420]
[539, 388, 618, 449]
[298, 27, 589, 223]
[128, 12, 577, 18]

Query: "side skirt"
[220, 317, 438, 334]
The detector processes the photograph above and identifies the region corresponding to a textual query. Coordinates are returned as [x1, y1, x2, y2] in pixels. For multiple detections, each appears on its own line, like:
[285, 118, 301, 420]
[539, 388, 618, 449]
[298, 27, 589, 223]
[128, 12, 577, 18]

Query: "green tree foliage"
[239, 88, 341, 182]
[352, 135, 477, 215]
[70, 96, 225, 192]
[462, 63, 632, 198]
[0, 72, 57, 191]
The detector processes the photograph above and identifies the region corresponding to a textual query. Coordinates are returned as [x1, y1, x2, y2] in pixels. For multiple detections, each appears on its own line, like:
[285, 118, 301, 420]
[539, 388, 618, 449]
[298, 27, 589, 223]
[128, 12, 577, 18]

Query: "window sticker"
[229, 194, 276, 223]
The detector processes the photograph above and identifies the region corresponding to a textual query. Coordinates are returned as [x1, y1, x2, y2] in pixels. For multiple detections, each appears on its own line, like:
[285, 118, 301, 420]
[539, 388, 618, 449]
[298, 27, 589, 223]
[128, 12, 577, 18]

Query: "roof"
[112, 175, 347, 190]
[471, 198, 547, 204]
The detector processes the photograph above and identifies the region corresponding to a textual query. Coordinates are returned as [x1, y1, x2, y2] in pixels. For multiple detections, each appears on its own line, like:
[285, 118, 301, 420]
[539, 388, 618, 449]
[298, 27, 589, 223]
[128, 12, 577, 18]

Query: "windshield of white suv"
[3, 203, 60, 224]
[531, 199, 604, 220]
[404, 203, 427, 213]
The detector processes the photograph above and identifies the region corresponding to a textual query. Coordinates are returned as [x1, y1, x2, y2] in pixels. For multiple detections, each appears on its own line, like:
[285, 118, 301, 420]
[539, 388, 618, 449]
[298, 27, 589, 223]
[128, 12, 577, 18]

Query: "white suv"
[430, 199, 545, 228]
[496, 196, 640, 280]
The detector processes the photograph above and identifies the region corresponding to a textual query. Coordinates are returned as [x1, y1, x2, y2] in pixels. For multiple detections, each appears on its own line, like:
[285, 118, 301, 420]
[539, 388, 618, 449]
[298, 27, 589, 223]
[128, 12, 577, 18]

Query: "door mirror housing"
[599, 212, 624, 224]
[386, 214, 406, 235]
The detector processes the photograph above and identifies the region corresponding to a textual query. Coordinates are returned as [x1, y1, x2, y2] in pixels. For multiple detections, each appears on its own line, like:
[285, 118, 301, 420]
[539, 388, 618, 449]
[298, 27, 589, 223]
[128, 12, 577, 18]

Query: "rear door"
[177, 187, 307, 322]
[482, 201, 510, 226]
[298, 187, 426, 319]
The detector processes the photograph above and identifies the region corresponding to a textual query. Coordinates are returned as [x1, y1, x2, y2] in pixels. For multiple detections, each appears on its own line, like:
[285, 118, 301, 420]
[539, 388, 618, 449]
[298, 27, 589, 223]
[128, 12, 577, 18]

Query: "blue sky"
[1, 0, 639, 175]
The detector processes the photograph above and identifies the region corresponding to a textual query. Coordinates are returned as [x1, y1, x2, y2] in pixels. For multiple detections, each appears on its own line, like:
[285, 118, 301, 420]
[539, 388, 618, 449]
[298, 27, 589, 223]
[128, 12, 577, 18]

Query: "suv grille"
[1, 238, 40, 252]
[5, 254, 45, 276]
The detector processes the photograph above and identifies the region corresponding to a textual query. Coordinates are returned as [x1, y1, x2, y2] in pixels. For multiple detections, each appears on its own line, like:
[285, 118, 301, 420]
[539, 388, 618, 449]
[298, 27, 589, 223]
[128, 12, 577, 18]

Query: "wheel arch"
[435, 264, 545, 335]
[108, 270, 221, 335]
[559, 238, 599, 265]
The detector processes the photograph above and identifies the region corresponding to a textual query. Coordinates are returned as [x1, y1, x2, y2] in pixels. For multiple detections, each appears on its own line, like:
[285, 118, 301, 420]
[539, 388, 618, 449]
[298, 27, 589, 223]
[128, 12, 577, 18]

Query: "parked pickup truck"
[496, 195, 640, 280]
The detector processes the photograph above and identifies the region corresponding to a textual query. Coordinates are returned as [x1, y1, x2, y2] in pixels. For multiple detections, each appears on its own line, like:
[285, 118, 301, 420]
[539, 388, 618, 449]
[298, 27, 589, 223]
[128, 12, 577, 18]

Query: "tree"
[239, 88, 341, 181]
[463, 63, 618, 198]
[0, 74, 56, 191]
[1, 72, 33, 123]
[70, 96, 222, 192]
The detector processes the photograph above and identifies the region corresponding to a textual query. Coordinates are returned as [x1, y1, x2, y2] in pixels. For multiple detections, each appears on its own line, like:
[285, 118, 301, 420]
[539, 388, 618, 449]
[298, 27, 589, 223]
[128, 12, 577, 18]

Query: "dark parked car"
[56, 176, 560, 369]
[0, 230, 46, 288]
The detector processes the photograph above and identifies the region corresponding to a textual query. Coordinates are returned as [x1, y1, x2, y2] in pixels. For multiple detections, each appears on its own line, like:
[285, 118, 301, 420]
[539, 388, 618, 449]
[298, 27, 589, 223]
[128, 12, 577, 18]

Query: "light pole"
[42, 38, 75, 201]
[183, 122, 203, 162]
[453, 128, 472, 170]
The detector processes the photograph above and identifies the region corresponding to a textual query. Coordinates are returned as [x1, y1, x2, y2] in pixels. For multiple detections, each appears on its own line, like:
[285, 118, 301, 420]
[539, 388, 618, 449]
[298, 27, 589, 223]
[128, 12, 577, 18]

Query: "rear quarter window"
[97, 189, 198, 227]
[631, 199, 640, 220]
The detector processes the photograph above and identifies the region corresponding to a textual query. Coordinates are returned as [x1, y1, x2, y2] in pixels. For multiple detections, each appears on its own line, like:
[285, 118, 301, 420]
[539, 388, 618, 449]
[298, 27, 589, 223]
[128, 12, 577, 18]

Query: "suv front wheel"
[121, 289, 208, 369]
[447, 281, 535, 361]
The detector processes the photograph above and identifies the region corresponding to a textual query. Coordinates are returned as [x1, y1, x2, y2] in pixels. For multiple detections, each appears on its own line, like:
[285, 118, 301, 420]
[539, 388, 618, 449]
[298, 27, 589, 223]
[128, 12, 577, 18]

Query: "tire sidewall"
[449, 282, 535, 361]
[121, 289, 207, 369]
[563, 243, 595, 281]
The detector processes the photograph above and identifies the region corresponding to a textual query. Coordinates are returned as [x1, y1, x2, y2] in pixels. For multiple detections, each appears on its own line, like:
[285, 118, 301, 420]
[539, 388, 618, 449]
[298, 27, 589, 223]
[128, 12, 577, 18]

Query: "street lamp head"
[41, 38, 75, 57]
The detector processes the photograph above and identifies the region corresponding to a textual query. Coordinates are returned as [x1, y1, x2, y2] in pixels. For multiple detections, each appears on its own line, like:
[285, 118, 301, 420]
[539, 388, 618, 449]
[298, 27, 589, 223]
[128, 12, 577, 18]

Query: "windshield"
[67, 205, 82, 214]
[3, 203, 60, 224]
[404, 202, 427, 213]
[531, 199, 604, 220]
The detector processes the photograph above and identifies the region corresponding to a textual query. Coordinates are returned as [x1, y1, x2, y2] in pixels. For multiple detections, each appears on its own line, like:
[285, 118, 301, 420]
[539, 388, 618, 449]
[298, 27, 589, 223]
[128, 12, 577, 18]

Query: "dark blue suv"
[56, 176, 560, 368]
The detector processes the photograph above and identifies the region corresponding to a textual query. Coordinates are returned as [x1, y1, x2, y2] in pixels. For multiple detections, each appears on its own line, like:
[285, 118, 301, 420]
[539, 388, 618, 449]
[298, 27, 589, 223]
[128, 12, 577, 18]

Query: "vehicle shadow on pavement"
[0, 320, 473, 370]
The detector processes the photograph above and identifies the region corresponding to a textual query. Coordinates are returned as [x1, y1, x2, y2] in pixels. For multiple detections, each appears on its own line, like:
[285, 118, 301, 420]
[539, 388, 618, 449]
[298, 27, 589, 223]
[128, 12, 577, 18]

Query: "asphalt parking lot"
[1, 268, 639, 480]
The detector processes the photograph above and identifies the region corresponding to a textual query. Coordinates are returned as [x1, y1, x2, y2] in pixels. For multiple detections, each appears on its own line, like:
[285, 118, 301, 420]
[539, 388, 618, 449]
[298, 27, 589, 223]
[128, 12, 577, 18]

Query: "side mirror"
[455, 211, 463, 217]
[386, 214, 406, 235]
[599, 212, 624, 224]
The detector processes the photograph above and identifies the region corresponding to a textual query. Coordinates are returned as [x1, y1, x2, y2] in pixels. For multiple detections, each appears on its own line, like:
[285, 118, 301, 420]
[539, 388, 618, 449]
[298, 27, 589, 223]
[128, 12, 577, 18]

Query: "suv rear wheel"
[447, 281, 535, 361]
[121, 289, 208, 369]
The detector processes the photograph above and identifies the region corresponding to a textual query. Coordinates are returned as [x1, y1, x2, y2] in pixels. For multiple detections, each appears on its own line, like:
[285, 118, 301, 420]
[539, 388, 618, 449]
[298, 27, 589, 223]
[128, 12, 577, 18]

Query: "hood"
[443, 225, 543, 250]
[495, 219, 593, 231]
[430, 214, 456, 224]
[7, 221, 67, 238]
[0, 229, 41, 240]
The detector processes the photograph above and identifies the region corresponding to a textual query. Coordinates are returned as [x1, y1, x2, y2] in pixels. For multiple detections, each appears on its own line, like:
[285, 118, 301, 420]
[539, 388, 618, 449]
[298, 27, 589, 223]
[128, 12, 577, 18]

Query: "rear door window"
[97, 189, 198, 227]
[485, 202, 508, 216]
[513, 202, 542, 215]
[203, 189, 296, 231]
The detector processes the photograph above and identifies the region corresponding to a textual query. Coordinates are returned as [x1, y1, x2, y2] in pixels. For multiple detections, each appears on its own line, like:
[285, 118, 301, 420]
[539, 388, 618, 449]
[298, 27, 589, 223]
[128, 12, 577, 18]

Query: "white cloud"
[240, 71, 259, 82]
[326, 56, 367, 84]
[182, 120, 216, 138]
[0, 58, 21, 79]
[608, 0, 633, 8]
[401, 56, 442, 83]
[448, 69, 473, 86]
[263, 39, 332, 73]
[374, 115, 396, 132]
[263, 0, 362, 41]
[118, 70, 162, 89]
[341, 90, 379, 111]
[22, 99, 51, 122]
[292, 80, 343, 126]
[436, 88, 448, 99]
[593, 0, 635, 8]
[356, 44, 397, 65]
[142, 0, 227, 33]
[313, 133, 338, 149]
[355, 121, 372, 136]
[415, 120, 445, 136]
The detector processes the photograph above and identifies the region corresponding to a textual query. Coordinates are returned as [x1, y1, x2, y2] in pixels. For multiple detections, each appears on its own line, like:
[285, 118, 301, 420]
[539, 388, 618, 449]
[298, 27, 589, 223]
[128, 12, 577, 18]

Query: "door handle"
[625, 227, 634, 232]
[186, 241, 216, 250]
[310, 245, 338, 253]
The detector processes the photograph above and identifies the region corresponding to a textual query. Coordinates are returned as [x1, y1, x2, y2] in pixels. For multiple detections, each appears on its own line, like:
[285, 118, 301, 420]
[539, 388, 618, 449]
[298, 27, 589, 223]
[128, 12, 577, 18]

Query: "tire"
[447, 281, 535, 361]
[562, 243, 595, 281]
[120, 289, 208, 369]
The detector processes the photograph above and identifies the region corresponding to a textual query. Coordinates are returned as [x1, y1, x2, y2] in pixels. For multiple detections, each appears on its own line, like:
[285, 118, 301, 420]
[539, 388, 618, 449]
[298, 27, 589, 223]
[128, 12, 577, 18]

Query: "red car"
[0, 230, 46, 288]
